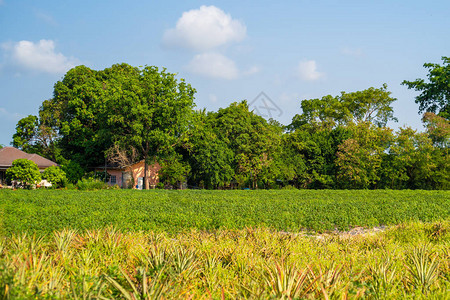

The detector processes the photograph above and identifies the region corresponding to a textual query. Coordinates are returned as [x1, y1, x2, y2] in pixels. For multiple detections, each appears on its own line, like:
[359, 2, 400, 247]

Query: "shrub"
[76, 178, 108, 190]
[42, 166, 67, 188]
[5, 159, 41, 188]
[61, 161, 85, 184]
[281, 185, 297, 190]
[65, 183, 77, 190]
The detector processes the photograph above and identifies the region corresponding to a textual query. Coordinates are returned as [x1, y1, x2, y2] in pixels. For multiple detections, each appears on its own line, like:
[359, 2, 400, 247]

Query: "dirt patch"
[279, 225, 388, 239]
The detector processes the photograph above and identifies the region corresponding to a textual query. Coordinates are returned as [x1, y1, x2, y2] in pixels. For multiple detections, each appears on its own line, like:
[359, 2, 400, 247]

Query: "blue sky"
[1, 0, 449, 146]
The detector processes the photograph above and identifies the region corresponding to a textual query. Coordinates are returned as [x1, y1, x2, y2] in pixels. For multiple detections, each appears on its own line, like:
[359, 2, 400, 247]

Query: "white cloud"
[2, 40, 79, 74]
[297, 60, 324, 81]
[163, 5, 246, 51]
[187, 52, 239, 80]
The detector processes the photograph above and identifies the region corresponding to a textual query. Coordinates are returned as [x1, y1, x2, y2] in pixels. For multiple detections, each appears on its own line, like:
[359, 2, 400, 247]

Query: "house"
[95, 160, 160, 189]
[0, 147, 58, 185]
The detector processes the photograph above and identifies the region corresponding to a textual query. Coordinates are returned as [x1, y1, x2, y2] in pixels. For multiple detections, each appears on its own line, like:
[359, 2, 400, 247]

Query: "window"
[110, 175, 117, 184]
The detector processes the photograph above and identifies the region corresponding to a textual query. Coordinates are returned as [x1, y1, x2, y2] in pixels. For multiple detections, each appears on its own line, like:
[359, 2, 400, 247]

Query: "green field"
[0, 189, 449, 235]
[1, 189, 449, 298]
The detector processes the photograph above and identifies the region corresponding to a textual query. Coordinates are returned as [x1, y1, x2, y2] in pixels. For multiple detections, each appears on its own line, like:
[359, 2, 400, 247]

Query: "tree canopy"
[289, 84, 397, 130]
[9, 59, 449, 190]
[402, 56, 450, 119]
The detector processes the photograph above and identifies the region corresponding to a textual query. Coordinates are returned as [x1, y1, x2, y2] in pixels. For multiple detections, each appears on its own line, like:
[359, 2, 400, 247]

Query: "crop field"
[0, 189, 449, 235]
[0, 222, 449, 299]
[0, 189, 449, 299]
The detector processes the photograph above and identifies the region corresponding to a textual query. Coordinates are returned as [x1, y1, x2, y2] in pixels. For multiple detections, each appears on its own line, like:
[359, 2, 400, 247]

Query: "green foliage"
[336, 123, 393, 189]
[76, 178, 108, 190]
[0, 190, 448, 235]
[8, 62, 450, 192]
[210, 101, 282, 188]
[159, 154, 191, 188]
[185, 101, 284, 189]
[5, 159, 41, 188]
[9, 60, 450, 192]
[12, 114, 60, 161]
[186, 110, 234, 189]
[290, 84, 397, 130]
[12, 115, 39, 151]
[40, 64, 196, 173]
[283, 126, 350, 188]
[402, 56, 450, 119]
[422, 112, 450, 148]
[388, 127, 437, 189]
[42, 166, 67, 188]
[61, 160, 85, 184]
[108, 65, 196, 189]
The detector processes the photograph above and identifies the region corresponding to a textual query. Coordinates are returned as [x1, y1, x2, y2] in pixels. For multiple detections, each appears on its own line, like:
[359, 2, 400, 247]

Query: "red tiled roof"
[0, 147, 58, 169]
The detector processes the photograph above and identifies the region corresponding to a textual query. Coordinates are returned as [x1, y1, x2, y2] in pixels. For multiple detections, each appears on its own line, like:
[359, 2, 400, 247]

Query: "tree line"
[11, 57, 449, 189]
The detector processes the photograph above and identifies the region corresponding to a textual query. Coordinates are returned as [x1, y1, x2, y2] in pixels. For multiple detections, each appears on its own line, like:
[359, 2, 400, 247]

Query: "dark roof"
[0, 147, 58, 169]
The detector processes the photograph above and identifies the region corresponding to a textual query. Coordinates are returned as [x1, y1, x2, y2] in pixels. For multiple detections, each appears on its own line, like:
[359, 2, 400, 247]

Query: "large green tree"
[387, 127, 437, 189]
[335, 122, 393, 189]
[108, 65, 196, 189]
[46, 64, 130, 168]
[402, 56, 450, 119]
[289, 85, 397, 130]
[36, 64, 196, 189]
[209, 101, 281, 189]
[284, 126, 350, 188]
[422, 112, 450, 148]
[186, 110, 234, 189]
[12, 115, 60, 162]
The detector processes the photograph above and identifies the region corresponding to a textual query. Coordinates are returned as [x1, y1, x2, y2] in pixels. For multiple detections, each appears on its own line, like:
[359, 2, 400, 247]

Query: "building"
[0, 147, 58, 185]
[95, 160, 160, 189]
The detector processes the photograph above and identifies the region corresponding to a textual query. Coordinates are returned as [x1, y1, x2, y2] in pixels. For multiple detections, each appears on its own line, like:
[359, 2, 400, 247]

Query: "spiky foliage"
[0, 222, 448, 299]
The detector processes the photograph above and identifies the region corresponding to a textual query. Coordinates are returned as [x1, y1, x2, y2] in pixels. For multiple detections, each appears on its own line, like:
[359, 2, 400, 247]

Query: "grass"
[0, 189, 449, 235]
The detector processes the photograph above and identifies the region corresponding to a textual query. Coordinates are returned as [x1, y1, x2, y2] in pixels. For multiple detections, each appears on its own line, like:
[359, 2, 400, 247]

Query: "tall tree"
[422, 112, 450, 148]
[12, 115, 39, 152]
[12, 114, 60, 162]
[209, 101, 281, 189]
[402, 56, 450, 119]
[108, 65, 196, 189]
[186, 110, 234, 189]
[289, 85, 397, 130]
[284, 126, 350, 188]
[335, 123, 393, 189]
[43, 65, 115, 167]
[38, 63, 196, 190]
[388, 127, 437, 189]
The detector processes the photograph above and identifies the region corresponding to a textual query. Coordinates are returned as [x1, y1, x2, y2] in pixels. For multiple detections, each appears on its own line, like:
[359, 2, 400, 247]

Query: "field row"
[0, 189, 448, 235]
[0, 221, 449, 299]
